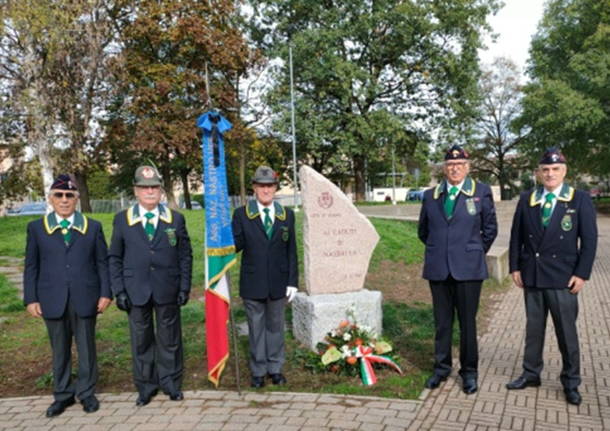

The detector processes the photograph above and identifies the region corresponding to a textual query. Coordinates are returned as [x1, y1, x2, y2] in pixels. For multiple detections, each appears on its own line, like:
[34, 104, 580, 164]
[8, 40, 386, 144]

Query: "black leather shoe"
[251, 376, 265, 388]
[169, 391, 184, 401]
[564, 388, 582, 405]
[46, 397, 75, 417]
[81, 395, 99, 413]
[425, 374, 447, 389]
[135, 389, 158, 407]
[506, 376, 541, 390]
[269, 373, 287, 385]
[462, 378, 478, 394]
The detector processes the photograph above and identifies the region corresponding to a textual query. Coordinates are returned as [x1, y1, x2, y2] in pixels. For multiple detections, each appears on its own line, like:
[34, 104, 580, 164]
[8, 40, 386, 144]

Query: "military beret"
[252, 165, 279, 184]
[50, 174, 78, 191]
[539, 147, 567, 165]
[444, 145, 469, 161]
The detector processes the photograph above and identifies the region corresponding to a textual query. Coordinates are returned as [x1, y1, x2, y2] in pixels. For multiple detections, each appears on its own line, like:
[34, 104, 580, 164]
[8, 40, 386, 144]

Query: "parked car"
[406, 188, 425, 201]
[181, 201, 203, 210]
[589, 188, 601, 199]
[7, 202, 47, 216]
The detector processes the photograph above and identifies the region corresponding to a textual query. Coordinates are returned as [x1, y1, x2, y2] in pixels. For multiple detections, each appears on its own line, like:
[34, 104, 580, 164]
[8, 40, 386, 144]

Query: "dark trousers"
[522, 287, 580, 389]
[243, 297, 286, 377]
[44, 300, 97, 402]
[128, 301, 183, 397]
[429, 277, 482, 379]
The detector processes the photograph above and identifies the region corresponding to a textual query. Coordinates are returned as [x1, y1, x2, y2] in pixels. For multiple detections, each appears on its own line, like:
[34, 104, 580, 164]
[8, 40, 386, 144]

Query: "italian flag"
[205, 250, 236, 387]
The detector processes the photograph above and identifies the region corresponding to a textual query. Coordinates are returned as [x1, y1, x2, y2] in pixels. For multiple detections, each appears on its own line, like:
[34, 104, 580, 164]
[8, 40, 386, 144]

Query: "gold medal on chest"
[61, 228, 68, 235]
[449, 195, 456, 200]
[544, 202, 551, 208]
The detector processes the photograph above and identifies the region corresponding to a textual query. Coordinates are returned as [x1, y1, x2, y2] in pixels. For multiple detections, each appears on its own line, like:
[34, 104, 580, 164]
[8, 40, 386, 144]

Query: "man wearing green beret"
[109, 165, 192, 406]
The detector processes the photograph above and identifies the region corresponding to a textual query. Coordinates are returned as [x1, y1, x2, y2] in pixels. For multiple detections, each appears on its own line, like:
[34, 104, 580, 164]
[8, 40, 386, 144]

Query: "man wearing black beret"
[23, 174, 112, 417]
[418, 145, 498, 394]
[506, 147, 597, 405]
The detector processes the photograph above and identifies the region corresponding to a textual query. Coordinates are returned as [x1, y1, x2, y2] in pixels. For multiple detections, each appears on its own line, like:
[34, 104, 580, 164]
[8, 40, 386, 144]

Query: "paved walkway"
[1, 206, 610, 430]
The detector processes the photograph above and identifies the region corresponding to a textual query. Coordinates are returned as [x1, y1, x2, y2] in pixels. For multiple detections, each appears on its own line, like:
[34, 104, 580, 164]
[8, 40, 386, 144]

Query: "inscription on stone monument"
[300, 165, 380, 295]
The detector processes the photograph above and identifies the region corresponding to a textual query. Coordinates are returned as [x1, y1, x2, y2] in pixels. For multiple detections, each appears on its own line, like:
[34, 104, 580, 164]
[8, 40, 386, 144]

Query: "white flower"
[330, 330, 337, 337]
[340, 345, 351, 358]
[343, 332, 352, 341]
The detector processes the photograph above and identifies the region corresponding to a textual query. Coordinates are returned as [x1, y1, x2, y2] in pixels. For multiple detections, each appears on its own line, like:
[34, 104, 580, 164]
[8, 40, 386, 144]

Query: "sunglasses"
[53, 192, 76, 199]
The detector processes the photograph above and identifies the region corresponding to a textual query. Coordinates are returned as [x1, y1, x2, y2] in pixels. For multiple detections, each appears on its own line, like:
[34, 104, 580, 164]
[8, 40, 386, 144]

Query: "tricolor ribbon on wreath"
[356, 345, 403, 386]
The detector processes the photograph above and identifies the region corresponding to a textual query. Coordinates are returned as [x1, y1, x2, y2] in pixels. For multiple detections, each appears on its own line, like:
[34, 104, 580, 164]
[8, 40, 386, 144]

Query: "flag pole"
[225, 272, 242, 395]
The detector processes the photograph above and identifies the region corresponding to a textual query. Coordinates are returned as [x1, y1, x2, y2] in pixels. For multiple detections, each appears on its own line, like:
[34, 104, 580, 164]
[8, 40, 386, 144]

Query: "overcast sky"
[478, 0, 546, 75]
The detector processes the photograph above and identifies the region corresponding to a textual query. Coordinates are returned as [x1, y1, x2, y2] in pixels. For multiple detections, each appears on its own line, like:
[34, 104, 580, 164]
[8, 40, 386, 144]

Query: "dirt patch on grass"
[366, 259, 510, 337]
[366, 260, 431, 304]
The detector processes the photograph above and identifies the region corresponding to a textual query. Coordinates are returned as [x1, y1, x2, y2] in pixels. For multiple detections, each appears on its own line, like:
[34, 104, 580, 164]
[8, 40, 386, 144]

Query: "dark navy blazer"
[509, 185, 597, 288]
[232, 200, 298, 300]
[108, 204, 192, 306]
[23, 212, 111, 319]
[418, 177, 498, 281]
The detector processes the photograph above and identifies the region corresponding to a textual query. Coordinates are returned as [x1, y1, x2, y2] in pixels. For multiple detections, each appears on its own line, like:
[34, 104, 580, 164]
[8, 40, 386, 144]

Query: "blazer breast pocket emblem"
[466, 198, 477, 216]
[561, 215, 573, 231]
[165, 228, 177, 246]
[281, 226, 289, 242]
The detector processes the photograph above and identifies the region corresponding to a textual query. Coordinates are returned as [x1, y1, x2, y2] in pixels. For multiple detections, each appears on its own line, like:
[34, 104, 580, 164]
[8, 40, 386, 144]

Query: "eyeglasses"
[53, 192, 76, 199]
[445, 162, 467, 169]
[136, 185, 161, 190]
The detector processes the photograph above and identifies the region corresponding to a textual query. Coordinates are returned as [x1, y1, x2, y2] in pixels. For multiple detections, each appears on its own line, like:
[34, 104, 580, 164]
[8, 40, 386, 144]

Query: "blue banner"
[197, 111, 235, 253]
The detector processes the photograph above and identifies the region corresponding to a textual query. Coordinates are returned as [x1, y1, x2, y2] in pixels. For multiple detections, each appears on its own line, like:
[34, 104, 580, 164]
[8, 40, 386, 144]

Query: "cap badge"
[142, 167, 155, 179]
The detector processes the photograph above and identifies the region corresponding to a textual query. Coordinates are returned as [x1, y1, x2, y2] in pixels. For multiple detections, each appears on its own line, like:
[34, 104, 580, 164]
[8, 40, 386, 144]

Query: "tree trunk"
[180, 169, 191, 209]
[239, 139, 246, 205]
[161, 164, 177, 209]
[352, 155, 367, 202]
[74, 170, 92, 212]
[37, 144, 54, 199]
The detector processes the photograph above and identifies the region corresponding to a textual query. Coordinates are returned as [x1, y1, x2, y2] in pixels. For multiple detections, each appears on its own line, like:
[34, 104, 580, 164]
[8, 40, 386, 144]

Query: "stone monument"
[292, 165, 382, 350]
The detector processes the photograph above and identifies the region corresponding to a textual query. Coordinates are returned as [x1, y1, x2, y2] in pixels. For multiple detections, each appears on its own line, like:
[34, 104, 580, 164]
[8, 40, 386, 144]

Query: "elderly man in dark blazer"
[23, 174, 112, 417]
[507, 148, 597, 406]
[108, 165, 192, 406]
[418, 145, 498, 394]
[232, 165, 298, 388]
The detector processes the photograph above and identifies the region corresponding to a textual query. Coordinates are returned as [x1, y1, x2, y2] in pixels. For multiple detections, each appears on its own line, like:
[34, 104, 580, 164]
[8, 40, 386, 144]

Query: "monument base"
[292, 289, 382, 351]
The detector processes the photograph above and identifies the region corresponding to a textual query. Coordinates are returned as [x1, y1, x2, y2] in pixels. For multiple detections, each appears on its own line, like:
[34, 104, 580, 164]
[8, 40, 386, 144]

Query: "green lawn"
[0, 210, 497, 399]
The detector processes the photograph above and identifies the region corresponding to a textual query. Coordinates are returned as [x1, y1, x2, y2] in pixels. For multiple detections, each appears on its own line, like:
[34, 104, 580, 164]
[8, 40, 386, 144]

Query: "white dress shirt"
[542, 183, 563, 213]
[257, 200, 275, 225]
[139, 205, 159, 230]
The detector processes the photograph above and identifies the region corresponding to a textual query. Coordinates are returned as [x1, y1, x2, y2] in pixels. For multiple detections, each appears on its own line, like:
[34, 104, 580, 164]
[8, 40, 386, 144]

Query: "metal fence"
[4, 194, 303, 216]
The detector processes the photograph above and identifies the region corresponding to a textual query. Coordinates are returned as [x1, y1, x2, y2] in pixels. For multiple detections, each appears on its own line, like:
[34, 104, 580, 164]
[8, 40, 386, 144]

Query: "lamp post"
[289, 46, 299, 211]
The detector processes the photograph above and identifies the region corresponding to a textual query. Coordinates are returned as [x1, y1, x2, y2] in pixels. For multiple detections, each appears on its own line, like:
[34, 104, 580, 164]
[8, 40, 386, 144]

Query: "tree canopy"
[517, 0, 609, 177]
[250, 0, 500, 200]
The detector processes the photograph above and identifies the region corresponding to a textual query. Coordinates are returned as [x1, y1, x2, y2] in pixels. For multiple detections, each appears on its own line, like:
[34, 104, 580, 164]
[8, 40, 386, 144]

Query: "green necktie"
[144, 212, 156, 241]
[541, 192, 556, 227]
[59, 219, 71, 245]
[263, 207, 273, 239]
[444, 186, 459, 218]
